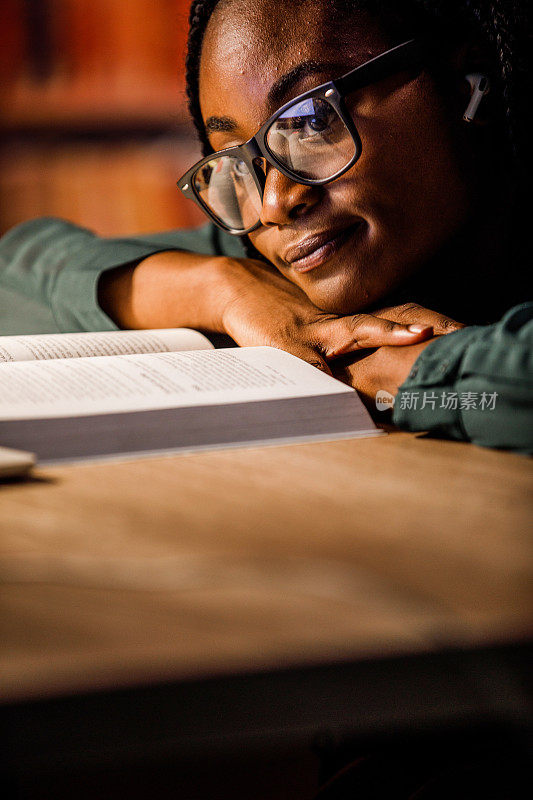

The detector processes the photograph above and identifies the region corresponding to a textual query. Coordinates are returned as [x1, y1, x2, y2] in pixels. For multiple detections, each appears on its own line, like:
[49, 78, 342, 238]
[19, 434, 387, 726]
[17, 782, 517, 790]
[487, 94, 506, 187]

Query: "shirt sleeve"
[392, 303, 533, 453]
[0, 217, 245, 335]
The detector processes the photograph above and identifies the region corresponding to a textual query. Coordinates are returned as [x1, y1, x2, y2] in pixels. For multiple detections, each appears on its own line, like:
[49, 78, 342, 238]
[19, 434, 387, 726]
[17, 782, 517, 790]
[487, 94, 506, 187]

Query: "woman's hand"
[330, 303, 463, 408]
[220, 260, 440, 372]
[331, 302, 463, 409]
[333, 339, 435, 410]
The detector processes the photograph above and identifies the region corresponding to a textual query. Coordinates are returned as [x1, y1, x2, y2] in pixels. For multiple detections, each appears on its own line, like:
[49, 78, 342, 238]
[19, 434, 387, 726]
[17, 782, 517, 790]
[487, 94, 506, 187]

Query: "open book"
[0, 328, 382, 464]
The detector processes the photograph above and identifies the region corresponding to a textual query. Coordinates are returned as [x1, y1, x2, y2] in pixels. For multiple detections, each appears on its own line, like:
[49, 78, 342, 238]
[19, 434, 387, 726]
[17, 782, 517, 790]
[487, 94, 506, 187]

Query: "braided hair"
[185, 0, 223, 157]
[185, 0, 530, 263]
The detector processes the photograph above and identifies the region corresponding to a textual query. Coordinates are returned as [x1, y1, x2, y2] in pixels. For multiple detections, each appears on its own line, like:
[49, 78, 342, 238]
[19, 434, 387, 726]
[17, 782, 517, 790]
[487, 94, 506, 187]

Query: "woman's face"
[199, 0, 475, 313]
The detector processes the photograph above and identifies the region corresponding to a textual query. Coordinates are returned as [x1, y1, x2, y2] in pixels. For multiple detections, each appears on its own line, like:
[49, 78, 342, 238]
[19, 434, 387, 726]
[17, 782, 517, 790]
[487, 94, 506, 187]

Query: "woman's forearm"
[0, 217, 238, 335]
[98, 251, 247, 332]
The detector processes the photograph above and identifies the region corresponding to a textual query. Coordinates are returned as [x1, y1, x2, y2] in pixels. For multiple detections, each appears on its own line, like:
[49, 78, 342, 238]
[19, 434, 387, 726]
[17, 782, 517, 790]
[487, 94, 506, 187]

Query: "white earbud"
[463, 73, 490, 122]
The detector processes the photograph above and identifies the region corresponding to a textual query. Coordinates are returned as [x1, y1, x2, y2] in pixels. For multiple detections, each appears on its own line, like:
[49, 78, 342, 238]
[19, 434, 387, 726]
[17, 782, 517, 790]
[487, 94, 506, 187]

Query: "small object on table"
[0, 446, 36, 479]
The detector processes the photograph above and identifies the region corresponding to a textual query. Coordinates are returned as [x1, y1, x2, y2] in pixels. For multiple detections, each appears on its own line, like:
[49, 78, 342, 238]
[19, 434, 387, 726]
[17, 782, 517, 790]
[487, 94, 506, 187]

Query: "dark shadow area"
[0, 473, 58, 488]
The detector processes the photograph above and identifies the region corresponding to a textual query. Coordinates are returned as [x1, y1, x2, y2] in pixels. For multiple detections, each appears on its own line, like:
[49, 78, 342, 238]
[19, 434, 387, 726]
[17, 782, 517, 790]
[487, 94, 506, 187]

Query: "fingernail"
[408, 324, 432, 333]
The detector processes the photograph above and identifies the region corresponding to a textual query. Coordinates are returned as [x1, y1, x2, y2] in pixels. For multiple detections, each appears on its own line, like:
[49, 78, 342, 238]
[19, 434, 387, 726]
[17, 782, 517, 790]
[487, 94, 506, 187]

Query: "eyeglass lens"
[266, 97, 355, 180]
[193, 155, 263, 231]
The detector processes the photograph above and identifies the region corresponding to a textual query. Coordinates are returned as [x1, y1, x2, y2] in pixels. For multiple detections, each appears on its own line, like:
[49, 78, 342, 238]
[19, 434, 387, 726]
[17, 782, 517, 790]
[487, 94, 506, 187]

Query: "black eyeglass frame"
[177, 38, 425, 235]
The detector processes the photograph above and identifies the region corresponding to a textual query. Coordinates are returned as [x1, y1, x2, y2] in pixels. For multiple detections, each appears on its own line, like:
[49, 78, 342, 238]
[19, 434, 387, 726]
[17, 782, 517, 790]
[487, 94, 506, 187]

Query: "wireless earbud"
[463, 73, 490, 122]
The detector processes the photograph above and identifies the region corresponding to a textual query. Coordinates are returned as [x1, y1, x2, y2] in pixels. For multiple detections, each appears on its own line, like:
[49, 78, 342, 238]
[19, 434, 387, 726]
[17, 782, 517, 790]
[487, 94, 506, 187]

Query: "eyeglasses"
[178, 39, 425, 235]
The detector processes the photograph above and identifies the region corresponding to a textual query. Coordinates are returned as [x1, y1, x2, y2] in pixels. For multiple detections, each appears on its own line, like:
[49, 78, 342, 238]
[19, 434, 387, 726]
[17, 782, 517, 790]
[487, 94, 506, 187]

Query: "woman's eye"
[233, 159, 249, 177]
[298, 114, 332, 140]
[307, 116, 328, 132]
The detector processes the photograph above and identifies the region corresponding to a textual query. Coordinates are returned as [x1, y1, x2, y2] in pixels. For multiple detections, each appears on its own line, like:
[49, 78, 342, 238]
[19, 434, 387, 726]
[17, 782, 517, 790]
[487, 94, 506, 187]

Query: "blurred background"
[0, 0, 206, 236]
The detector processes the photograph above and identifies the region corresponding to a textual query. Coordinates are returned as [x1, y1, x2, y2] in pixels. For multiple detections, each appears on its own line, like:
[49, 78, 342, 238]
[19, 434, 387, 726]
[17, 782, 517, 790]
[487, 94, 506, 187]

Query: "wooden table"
[1, 431, 532, 796]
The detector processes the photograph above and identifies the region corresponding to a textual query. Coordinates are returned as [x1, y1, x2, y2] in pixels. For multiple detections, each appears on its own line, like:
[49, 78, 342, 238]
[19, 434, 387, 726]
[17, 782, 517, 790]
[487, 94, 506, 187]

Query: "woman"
[0, 0, 531, 452]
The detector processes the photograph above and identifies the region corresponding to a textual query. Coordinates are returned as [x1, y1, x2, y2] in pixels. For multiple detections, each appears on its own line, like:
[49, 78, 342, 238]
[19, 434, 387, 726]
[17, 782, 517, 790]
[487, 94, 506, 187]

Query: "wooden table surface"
[1, 430, 531, 704]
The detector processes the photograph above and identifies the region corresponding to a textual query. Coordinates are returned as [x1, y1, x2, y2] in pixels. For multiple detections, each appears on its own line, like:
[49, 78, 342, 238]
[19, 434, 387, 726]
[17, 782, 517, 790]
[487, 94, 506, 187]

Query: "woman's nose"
[259, 165, 321, 227]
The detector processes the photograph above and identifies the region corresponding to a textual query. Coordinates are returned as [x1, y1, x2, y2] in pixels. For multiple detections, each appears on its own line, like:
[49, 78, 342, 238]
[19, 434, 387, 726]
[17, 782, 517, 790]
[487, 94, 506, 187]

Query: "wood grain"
[0, 431, 531, 701]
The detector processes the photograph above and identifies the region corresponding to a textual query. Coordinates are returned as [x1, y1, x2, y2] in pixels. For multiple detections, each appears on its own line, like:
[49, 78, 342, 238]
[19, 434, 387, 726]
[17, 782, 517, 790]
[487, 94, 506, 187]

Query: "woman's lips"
[285, 222, 364, 273]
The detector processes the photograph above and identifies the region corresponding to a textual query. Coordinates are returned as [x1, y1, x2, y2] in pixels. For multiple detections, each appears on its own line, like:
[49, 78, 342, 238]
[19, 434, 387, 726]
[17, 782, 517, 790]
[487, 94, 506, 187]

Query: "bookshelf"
[0, 0, 205, 235]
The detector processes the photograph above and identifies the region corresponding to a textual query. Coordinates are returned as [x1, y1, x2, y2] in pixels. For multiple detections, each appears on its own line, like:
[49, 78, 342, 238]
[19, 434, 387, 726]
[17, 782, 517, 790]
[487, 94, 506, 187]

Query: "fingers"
[430, 315, 465, 335]
[272, 343, 332, 374]
[322, 314, 434, 358]
[374, 303, 464, 335]
[295, 349, 332, 374]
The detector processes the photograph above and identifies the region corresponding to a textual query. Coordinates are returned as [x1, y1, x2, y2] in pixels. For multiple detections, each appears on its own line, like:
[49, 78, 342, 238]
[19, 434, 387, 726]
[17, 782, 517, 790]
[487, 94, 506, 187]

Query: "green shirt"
[1, 217, 531, 453]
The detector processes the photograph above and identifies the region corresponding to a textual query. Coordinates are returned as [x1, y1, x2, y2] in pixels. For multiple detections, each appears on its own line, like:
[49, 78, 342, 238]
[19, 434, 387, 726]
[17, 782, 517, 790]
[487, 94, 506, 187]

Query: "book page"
[0, 328, 213, 363]
[0, 347, 354, 420]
